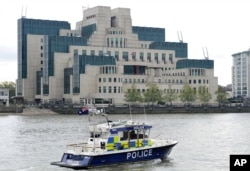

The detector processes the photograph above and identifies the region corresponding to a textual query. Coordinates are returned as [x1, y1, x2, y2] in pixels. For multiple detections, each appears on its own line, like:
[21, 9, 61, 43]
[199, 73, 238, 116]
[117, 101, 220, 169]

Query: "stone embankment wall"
[2, 105, 249, 115]
[52, 105, 250, 114]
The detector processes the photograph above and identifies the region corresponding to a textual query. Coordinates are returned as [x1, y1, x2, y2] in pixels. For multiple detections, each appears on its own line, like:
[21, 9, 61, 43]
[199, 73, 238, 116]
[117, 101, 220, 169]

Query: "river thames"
[1, 113, 250, 171]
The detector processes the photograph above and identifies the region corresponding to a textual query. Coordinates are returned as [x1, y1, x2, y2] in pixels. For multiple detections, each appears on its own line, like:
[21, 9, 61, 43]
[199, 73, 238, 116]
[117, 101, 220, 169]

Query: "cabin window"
[120, 131, 129, 141]
[90, 132, 101, 138]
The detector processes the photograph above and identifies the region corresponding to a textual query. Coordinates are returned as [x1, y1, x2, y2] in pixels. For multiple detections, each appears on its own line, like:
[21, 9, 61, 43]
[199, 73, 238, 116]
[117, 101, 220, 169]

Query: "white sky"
[1, 0, 250, 86]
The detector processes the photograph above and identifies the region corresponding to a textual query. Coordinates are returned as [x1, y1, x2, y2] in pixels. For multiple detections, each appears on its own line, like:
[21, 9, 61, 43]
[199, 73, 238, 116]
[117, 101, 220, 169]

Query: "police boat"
[51, 113, 178, 169]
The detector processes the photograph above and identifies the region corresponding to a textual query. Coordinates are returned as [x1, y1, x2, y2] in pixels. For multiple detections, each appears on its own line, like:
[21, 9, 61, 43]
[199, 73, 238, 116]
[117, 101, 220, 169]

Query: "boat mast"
[129, 104, 133, 120]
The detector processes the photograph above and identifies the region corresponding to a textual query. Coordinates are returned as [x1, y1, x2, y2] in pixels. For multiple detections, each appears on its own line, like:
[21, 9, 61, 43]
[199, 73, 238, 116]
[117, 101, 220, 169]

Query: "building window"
[74, 49, 78, 55]
[132, 52, 136, 61]
[40, 46, 43, 50]
[115, 38, 118, 47]
[162, 53, 166, 63]
[120, 38, 123, 47]
[114, 86, 117, 93]
[109, 86, 112, 93]
[41, 53, 43, 57]
[155, 53, 158, 63]
[103, 78, 106, 82]
[122, 52, 128, 61]
[189, 80, 191, 84]
[115, 51, 119, 61]
[99, 78, 101, 82]
[169, 54, 173, 63]
[103, 86, 106, 93]
[140, 52, 144, 61]
[147, 53, 151, 62]
[82, 50, 86, 55]
[114, 78, 117, 82]
[111, 38, 114, 47]
[91, 50, 95, 56]
[99, 86, 101, 93]
[107, 38, 109, 47]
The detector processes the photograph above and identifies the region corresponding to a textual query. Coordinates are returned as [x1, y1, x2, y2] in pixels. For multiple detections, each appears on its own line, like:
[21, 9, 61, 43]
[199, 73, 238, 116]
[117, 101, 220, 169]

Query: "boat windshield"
[120, 128, 150, 140]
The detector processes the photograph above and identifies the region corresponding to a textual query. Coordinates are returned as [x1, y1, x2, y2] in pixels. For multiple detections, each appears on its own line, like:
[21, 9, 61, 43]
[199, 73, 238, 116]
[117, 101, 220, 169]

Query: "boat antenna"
[129, 104, 133, 121]
[143, 105, 147, 122]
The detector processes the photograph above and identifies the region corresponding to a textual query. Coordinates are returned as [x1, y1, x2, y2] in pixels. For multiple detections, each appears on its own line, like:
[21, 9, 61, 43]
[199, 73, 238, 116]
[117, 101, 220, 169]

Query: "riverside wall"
[51, 104, 250, 114]
[2, 104, 250, 115]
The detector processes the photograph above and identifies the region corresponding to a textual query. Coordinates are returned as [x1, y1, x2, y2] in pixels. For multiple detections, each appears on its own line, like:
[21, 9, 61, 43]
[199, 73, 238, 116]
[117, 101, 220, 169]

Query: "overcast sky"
[1, 0, 250, 86]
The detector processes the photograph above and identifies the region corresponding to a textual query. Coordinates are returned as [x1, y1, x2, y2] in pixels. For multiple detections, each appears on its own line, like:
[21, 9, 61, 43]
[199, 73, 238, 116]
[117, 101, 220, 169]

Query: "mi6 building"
[17, 6, 218, 104]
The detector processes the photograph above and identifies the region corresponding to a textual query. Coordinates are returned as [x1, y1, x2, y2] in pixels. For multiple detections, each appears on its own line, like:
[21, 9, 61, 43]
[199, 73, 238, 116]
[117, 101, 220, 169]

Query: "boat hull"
[51, 142, 177, 169]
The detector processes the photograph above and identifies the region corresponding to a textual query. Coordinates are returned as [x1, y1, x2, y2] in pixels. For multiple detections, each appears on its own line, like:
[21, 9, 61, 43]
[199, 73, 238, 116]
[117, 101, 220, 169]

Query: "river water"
[1, 113, 250, 171]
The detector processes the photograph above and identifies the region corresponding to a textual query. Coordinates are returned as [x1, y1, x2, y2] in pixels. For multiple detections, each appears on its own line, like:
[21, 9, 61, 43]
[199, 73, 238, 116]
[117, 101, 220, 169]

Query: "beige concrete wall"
[24, 35, 44, 101]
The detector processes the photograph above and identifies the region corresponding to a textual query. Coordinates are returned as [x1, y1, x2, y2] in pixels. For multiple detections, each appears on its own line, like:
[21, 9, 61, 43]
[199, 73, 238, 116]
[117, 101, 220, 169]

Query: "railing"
[66, 143, 104, 154]
[66, 143, 89, 153]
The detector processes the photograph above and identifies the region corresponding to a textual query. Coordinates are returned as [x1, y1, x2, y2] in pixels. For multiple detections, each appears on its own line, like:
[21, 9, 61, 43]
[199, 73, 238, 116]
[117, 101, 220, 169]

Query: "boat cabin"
[88, 120, 153, 152]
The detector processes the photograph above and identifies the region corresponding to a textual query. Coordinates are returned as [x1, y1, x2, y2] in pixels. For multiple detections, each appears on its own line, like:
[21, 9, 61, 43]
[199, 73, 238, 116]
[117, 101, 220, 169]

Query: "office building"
[17, 6, 218, 104]
[232, 50, 250, 98]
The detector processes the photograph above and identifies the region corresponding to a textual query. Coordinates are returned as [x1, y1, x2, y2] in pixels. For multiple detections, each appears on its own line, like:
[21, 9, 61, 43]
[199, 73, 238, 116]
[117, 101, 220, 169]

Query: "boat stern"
[51, 153, 91, 169]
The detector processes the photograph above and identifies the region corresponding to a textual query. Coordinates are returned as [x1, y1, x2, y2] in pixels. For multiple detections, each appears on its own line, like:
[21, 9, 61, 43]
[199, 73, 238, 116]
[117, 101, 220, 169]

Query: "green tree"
[179, 84, 196, 104]
[197, 85, 212, 104]
[0, 81, 16, 103]
[163, 85, 177, 105]
[124, 84, 142, 105]
[143, 83, 162, 106]
[215, 85, 228, 104]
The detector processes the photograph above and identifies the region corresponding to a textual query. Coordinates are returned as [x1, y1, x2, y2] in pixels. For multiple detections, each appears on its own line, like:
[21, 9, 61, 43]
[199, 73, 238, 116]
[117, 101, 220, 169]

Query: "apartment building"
[232, 50, 250, 98]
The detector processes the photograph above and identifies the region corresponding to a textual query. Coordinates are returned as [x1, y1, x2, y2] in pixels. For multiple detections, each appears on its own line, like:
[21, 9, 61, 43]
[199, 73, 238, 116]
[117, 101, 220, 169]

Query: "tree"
[179, 84, 196, 104]
[124, 84, 142, 105]
[215, 85, 228, 104]
[163, 85, 177, 105]
[143, 83, 163, 106]
[197, 85, 212, 104]
[0, 81, 16, 103]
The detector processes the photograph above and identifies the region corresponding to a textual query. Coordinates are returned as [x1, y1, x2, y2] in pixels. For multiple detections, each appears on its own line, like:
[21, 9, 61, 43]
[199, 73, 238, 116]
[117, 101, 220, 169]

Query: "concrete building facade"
[232, 50, 250, 98]
[17, 6, 218, 105]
